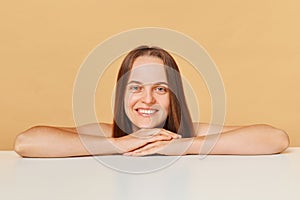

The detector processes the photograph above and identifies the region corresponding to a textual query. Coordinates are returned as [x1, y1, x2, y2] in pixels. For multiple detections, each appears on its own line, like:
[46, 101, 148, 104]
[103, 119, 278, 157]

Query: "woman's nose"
[141, 88, 155, 104]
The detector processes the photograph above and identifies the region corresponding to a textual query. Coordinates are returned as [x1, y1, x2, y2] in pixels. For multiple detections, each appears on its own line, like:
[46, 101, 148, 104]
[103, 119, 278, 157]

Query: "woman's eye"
[155, 86, 168, 94]
[129, 85, 142, 92]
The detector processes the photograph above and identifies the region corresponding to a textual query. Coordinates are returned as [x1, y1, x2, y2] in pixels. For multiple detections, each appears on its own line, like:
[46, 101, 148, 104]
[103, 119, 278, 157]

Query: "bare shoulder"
[79, 122, 113, 137]
[59, 123, 113, 137]
[192, 122, 211, 136]
[98, 123, 113, 137]
[193, 122, 243, 136]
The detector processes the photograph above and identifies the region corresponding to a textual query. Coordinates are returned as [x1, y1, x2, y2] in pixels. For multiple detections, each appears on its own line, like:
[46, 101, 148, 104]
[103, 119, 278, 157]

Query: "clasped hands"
[112, 128, 193, 156]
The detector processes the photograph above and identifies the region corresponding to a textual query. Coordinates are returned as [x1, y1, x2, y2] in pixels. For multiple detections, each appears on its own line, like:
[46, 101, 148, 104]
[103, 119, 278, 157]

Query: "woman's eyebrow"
[127, 80, 142, 85]
[153, 82, 168, 86]
[127, 80, 168, 85]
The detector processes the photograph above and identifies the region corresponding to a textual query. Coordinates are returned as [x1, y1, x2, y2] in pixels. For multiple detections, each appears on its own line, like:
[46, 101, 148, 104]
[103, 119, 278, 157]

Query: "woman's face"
[124, 56, 170, 130]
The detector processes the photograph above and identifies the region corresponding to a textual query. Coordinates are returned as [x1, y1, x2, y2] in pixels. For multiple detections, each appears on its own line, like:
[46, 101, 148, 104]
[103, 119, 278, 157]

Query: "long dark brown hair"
[113, 45, 195, 138]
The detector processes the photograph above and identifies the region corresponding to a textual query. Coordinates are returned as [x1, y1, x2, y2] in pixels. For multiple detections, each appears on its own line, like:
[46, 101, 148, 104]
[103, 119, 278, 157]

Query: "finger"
[138, 128, 180, 139]
[131, 128, 161, 138]
[133, 142, 158, 153]
[124, 152, 144, 157]
[147, 134, 173, 143]
[126, 140, 171, 156]
[131, 128, 181, 140]
[124, 140, 160, 156]
[159, 129, 182, 139]
[129, 143, 162, 156]
[120, 134, 172, 153]
[124, 146, 156, 156]
[126, 135, 171, 154]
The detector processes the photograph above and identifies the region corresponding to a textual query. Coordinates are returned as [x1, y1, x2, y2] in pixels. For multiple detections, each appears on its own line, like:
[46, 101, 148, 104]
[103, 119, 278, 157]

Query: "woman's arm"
[193, 122, 242, 136]
[14, 124, 180, 158]
[14, 125, 118, 157]
[188, 124, 290, 155]
[57, 123, 113, 136]
[124, 124, 290, 156]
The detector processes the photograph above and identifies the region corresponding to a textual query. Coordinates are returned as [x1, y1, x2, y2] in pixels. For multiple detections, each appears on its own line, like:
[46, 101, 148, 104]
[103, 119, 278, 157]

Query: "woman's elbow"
[276, 129, 290, 153]
[14, 133, 27, 157]
[252, 124, 289, 154]
[14, 126, 46, 157]
[268, 125, 290, 154]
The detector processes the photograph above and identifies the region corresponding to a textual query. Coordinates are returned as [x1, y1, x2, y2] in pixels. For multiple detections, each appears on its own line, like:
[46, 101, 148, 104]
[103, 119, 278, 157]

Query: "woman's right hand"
[112, 128, 181, 154]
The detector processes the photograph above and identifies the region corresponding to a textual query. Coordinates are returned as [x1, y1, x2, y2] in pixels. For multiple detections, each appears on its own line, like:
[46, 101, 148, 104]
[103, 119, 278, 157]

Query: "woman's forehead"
[129, 64, 168, 84]
[132, 56, 163, 67]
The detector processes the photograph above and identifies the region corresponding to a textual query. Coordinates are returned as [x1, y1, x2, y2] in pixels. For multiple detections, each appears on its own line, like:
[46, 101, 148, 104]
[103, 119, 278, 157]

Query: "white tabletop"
[1, 148, 299, 200]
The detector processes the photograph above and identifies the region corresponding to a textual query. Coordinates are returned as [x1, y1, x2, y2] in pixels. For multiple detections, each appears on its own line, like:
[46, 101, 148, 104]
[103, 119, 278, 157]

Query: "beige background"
[1, 0, 299, 150]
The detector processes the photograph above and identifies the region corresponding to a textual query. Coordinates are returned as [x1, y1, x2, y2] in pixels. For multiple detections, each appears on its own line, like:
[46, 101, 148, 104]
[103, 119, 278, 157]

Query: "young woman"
[14, 46, 290, 157]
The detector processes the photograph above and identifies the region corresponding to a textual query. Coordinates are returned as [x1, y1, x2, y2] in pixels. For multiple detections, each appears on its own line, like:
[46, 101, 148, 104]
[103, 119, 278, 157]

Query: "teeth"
[138, 109, 156, 114]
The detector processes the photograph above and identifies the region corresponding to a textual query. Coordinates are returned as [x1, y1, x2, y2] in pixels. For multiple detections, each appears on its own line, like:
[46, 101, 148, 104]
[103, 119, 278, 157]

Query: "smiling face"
[124, 56, 170, 130]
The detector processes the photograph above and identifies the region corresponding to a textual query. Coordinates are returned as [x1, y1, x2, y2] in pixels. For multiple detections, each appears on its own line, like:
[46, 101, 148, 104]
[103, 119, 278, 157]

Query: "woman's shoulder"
[99, 122, 113, 137]
[75, 122, 113, 137]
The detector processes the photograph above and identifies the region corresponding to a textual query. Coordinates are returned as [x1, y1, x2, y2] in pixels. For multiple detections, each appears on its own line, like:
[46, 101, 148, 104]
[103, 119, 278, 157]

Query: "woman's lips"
[135, 108, 158, 117]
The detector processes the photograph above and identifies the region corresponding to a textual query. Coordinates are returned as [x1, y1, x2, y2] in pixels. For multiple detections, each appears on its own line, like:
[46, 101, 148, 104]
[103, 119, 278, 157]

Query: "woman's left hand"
[123, 137, 194, 156]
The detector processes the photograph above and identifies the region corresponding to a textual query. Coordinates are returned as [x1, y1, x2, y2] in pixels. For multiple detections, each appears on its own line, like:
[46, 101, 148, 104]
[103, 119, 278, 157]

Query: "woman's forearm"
[187, 124, 290, 155]
[14, 126, 119, 158]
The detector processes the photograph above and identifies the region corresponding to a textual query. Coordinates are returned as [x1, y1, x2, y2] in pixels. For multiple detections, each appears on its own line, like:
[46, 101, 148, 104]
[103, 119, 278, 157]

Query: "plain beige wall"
[1, 0, 299, 150]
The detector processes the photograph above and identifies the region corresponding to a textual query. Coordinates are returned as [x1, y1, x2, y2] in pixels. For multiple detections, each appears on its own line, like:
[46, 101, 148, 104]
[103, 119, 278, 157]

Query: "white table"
[1, 148, 299, 200]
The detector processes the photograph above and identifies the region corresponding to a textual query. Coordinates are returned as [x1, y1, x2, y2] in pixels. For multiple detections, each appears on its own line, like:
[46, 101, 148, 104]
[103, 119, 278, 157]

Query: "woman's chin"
[133, 122, 165, 130]
[136, 124, 156, 129]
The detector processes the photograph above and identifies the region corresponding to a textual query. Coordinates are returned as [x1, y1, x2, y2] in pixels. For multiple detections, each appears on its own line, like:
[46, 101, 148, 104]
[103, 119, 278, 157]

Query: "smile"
[135, 108, 158, 116]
